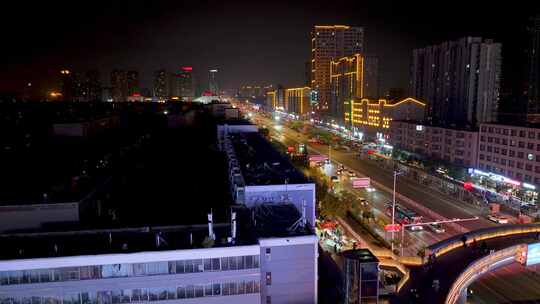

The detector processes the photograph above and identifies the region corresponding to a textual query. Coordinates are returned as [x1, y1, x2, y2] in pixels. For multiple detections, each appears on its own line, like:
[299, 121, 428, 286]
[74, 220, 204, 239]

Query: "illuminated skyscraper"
[209, 69, 219, 95]
[311, 25, 364, 114]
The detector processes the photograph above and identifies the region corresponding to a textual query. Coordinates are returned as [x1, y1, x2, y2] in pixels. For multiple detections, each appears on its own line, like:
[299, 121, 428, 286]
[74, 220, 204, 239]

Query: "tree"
[320, 193, 351, 219]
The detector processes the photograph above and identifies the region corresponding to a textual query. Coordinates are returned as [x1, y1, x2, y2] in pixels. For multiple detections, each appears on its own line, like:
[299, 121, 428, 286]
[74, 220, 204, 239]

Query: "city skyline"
[1, 1, 539, 99]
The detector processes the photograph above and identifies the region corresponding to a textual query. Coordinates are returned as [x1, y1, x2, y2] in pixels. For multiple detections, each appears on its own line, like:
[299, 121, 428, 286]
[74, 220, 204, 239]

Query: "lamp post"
[391, 170, 403, 252]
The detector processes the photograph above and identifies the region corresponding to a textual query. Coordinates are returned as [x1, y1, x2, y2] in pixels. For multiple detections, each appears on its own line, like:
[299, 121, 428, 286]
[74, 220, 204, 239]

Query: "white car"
[429, 223, 445, 233]
[487, 215, 509, 224]
[408, 225, 424, 231]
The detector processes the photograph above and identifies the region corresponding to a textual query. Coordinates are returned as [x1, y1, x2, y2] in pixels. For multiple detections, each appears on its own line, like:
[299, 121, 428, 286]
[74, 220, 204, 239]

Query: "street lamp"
[391, 170, 404, 252]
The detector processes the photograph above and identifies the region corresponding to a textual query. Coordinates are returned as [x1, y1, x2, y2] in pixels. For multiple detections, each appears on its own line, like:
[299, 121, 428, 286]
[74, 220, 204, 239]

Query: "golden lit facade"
[330, 54, 364, 123]
[285, 87, 311, 116]
[311, 25, 363, 112]
[348, 97, 426, 130]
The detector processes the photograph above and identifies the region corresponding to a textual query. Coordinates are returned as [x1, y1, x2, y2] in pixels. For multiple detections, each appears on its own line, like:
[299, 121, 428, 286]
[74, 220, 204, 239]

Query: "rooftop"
[0, 202, 313, 261]
[229, 132, 307, 186]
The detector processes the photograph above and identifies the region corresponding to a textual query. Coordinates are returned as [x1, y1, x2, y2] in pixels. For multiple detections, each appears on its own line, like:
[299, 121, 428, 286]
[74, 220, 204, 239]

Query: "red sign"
[181, 66, 193, 71]
[309, 155, 328, 162]
[367, 149, 375, 155]
[384, 224, 401, 232]
[463, 182, 473, 191]
[287, 146, 295, 153]
[352, 177, 370, 188]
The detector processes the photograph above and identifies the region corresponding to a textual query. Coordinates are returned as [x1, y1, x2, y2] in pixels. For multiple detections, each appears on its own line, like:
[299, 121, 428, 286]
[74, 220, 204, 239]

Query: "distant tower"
[172, 67, 194, 101]
[126, 71, 140, 96]
[209, 69, 219, 95]
[85, 70, 102, 102]
[153, 69, 169, 100]
[111, 70, 128, 102]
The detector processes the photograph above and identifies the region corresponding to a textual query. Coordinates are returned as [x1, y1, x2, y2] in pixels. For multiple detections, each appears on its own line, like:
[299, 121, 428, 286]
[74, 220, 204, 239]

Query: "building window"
[494, 138, 500, 144]
[494, 147, 500, 154]
[480, 144, 485, 151]
[480, 136, 485, 142]
[479, 154, 485, 160]
[487, 146, 492, 152]
[511, 130, 517, 136]
[526, 164, 533, 171]
[519, 142, 525, 148]
[510, 140, 516, 147]
[266, 272, 272, 286]
[520, 130, 526, 137]
[510, 150, 515, 157]
[266, 296, 272, 304]
[501, 149, 507, 155]
[517, 162, 523, 169]
[518, 152, 524, 159]
[486, 155, 492, 161]
[529, 131, 535, 139]
[503, 129, 509, 135]
[501, 159, 507, 165]
[488, 137, 493, 143]
[508, 160, 515, 167]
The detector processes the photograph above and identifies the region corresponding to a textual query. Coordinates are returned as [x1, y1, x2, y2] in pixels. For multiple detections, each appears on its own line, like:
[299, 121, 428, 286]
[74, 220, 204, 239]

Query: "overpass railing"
[445, 244, 524, 304]
[427, 223, 540, 258]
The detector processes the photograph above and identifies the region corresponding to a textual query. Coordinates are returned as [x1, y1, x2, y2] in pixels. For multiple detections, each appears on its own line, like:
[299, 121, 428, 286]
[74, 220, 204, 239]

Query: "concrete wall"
[0, 202, 79, 232]
[259, 237, 318, 304]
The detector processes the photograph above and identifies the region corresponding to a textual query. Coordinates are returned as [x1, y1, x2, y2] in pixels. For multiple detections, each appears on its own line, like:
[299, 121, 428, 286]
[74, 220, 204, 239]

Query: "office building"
[153, 70, 169, 100]
[111, 70, 128, 102]
[209, 69, 219, 95]
[285, 87, 311, 116]
[410, 37, 502, 127]
[265, 86, 285, 111]
[527, 15, 540, 122]
[311, 25, 364, 113]
[346, 97, 425, 138]
[478, 122, 540, 186]
[389, 121, 479, 167]
[171, 67, 194, 102]
[342, 249, 379, 304]
[330, 54, 364, 123]
[127, 71, 140, 96]
[0, 121, 318, 304]
[84, 70, 102, 102]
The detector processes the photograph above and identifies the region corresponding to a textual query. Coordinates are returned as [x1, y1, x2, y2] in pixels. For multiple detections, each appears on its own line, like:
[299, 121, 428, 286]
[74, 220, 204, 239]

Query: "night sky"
[1, 1, 539, 97]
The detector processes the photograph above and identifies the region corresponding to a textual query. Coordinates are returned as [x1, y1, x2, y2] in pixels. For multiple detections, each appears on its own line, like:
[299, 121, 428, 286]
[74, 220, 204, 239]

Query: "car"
[487, 215, 509, 224]
[331, 176, 340, 183]
[429, 223, 445, 233]
[359, 198, 369, 206]
[408, 225, 424, 231]
[347, 170, 356, 177]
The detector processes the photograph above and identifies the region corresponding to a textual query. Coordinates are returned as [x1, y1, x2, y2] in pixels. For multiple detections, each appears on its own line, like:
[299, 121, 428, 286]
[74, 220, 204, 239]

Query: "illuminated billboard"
[526, 242, 540, 266]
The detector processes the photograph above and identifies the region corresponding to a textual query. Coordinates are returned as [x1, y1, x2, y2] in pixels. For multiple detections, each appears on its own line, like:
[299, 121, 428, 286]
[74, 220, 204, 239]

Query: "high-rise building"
[153, 70, 169, 100]
[84, 70, 102, 102]
[410, 37, 502, 127]
[285, 87, 311, 116]
[59, 69, 75, 101]
[527, 15, 540, 122]
[209, 69, 219, 95]
[362, 56, 379, 99]
[111, 70, 128, 102]
[127, 71, 140, 96]
[304, 61, 311, 87]
[311, 25, 364, 113]
[330, 54, 364, 123]
[171, 67, 194, 102]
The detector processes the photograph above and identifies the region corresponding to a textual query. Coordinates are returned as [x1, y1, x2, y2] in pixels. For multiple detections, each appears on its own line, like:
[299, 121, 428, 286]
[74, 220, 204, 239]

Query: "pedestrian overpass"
[394, 223, 540, 303]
